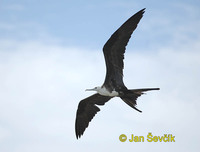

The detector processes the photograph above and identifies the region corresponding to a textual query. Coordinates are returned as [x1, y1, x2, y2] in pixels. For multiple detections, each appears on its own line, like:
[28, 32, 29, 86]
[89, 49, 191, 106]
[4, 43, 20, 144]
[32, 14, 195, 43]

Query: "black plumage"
[75, 94, 112, 139]
[75, 8, 159, 139]
[103, 8, 146, 92]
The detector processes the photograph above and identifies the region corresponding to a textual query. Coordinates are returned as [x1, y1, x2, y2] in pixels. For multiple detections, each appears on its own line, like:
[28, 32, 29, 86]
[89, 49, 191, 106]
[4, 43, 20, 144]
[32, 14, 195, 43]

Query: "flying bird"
[75, 8, 159, 139]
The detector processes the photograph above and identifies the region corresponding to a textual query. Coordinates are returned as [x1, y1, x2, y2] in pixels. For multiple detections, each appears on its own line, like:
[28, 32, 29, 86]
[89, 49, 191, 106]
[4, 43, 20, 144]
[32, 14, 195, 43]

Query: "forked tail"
[120, 88, 160, 112]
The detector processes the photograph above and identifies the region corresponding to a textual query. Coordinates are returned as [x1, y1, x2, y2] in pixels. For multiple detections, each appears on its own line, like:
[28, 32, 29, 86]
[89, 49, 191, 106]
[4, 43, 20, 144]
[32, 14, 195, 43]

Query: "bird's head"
[85, 86, 101, 92]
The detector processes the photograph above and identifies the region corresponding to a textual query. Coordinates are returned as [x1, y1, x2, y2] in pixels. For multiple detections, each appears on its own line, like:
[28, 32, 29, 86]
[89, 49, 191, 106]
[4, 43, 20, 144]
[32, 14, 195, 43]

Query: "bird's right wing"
[75, 93, 112, 139]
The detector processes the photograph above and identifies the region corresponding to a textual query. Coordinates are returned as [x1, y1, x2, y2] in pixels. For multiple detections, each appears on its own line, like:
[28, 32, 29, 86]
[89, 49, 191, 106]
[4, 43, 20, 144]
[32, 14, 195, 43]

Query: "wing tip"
[75, 125, 84, 139]
[76, 132, 82, 139]
[140, 8, 146, 15]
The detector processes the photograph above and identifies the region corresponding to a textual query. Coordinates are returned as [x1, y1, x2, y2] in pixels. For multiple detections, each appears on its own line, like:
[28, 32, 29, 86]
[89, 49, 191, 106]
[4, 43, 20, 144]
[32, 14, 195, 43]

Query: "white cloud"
[0, 36, 199, 152]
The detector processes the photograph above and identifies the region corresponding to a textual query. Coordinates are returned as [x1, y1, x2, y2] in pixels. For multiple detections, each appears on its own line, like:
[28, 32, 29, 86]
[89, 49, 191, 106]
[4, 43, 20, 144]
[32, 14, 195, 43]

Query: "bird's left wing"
[103, 8, 145, 90]
[75, 93, 112, 139]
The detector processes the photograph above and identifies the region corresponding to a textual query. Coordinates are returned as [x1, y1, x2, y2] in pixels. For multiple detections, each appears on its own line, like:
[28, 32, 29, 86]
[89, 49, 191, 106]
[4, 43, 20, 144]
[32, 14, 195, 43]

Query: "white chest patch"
[98, 87, 119, 97]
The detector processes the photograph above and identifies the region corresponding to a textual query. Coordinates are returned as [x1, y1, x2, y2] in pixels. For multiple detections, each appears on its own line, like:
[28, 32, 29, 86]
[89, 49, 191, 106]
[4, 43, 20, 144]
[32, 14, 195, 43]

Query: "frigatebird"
[75, 8, 159, 139]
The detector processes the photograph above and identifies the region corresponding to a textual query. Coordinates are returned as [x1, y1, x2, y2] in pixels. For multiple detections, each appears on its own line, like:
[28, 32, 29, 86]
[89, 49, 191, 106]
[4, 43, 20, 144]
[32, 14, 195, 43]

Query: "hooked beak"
[85, 88, 95, 91]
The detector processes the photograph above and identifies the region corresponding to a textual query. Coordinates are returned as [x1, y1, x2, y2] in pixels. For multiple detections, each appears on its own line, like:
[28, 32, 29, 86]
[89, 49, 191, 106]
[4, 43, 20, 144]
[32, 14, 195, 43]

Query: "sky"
[0, 0, 200, 152]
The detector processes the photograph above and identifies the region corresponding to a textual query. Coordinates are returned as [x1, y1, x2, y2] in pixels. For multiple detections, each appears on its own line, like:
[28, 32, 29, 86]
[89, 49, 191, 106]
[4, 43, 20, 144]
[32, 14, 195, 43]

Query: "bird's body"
[75, 8, 160, 139]
[92, 86, 119, 97]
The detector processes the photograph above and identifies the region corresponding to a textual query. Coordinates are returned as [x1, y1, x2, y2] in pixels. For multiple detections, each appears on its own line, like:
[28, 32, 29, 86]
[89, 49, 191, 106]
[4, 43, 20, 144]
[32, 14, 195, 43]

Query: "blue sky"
[1, 0, 199, 48]
[0, 0, 200, 152]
